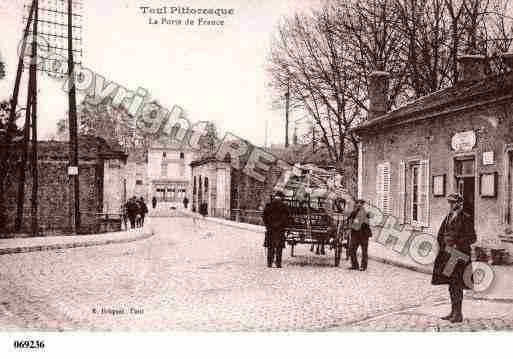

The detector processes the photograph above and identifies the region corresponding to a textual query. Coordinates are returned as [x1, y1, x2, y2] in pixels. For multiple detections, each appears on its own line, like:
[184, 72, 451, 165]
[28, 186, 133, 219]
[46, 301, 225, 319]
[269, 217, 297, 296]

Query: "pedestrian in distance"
[347, 199, 372, 271]
[152, 196, 157, 209]
[126, 197, 139, 229]
[183, 197, 189, 209]
[200, 202, 208, 217]
[137, 197, 148, 227]
[262, 191, 291, 268]
[432, 193, 476, 323]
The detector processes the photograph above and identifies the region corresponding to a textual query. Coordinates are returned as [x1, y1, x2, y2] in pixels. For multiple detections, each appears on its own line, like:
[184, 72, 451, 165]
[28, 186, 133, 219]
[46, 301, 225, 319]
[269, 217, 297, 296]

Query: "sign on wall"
[451, 131, 476, 152]
[483, 151, 495, 165]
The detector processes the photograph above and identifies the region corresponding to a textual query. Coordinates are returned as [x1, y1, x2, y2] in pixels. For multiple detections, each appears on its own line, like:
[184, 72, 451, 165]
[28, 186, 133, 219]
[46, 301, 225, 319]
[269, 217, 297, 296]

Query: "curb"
[368, 255, 432, 275]
[176, 210, 266, 234]
[0, 230, 155, 256]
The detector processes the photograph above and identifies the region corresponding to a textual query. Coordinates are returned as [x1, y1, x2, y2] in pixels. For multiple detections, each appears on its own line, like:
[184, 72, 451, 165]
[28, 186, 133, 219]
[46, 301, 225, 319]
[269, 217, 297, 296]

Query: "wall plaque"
[482, 151, 494, 165]
[451, 131, 476, 152]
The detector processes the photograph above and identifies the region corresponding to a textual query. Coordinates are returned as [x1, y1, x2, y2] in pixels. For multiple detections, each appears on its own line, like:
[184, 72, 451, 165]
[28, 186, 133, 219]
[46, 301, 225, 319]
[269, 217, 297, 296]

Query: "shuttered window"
[376, 162, 391, 216]
[409, 159, 430, 227]
[418, 159, 430, 227]
[397, 161, 406, 223]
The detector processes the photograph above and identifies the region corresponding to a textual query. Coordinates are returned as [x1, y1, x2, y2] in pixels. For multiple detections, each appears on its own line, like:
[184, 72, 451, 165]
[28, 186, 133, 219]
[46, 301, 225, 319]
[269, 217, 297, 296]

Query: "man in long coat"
[126, 197, 139, 229]
[347, 199, 372, 271]
[262, 192, 291, 268]
[432, 193, 476, 323]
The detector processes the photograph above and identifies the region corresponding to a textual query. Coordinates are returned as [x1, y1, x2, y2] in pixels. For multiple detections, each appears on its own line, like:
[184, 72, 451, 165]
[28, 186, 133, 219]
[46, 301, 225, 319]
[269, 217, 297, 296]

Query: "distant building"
[124, 140, 200, 206]
[354, 54, 513, 260]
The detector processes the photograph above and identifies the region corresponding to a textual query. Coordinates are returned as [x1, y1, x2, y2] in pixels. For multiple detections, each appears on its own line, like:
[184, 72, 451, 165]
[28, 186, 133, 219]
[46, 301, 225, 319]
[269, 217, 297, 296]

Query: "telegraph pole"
[285, 79, 290, 148]
[68, 0, 80, 233]
[30, 0, 39, 236]
[13, 0, 83, 234]
[14, 1, 36, 232]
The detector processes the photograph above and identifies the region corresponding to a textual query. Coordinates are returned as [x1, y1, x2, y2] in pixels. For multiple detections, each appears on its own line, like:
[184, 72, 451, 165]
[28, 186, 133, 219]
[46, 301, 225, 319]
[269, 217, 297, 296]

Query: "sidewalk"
[191, 212, 513, 302]
[0, 227, 154, 256]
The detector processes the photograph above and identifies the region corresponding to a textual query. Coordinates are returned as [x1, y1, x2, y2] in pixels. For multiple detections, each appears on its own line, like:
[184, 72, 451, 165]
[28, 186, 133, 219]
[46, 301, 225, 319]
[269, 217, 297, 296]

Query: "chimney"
[501, 52, 513, 70]
[458, 54, 486, 83]
[368, 71, 390, 120]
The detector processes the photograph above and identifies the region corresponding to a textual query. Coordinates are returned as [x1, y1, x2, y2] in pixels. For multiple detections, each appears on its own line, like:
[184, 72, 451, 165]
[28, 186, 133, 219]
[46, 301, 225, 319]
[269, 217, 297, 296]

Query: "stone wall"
[4, 137, 127, 235]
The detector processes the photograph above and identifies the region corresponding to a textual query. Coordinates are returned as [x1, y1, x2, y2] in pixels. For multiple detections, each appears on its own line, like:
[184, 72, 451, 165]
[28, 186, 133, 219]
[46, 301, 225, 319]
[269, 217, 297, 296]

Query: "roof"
[355, 71, 513, 133]
[190, 156, 230, 168]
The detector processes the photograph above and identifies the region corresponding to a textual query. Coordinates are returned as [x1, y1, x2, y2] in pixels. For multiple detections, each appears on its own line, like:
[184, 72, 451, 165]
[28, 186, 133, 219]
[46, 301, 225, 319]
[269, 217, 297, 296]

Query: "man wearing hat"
[262, 191, 291, 268]
[347, 199, 373, 271]
[432, 192, 476, 323]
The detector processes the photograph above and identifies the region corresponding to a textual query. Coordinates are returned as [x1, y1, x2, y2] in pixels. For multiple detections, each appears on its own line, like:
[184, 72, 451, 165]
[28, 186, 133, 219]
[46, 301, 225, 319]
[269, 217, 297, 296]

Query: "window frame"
[410, 163, 421, 225]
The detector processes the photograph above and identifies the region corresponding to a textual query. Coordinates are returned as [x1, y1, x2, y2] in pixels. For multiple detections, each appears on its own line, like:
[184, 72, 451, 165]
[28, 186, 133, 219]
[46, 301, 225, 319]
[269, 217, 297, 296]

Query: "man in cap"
[432, 193, 476, 323]
[347, 199, 373, 271]
[262, 191, 291, 268]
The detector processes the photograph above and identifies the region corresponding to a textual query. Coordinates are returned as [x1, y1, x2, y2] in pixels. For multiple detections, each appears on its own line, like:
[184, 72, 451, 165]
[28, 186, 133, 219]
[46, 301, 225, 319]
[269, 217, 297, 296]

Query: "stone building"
[189, 143, 348, 221]
[5, 136, 127, 234]
[145, 141, 198, 206]
[354, 54, 513, 257]
[122, 140, 201, 207]
[190, 156, 232, 217]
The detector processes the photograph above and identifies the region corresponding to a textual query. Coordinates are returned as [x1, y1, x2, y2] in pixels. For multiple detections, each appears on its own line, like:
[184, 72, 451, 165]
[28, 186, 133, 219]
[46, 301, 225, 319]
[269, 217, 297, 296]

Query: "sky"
[0, 0, 318, 146]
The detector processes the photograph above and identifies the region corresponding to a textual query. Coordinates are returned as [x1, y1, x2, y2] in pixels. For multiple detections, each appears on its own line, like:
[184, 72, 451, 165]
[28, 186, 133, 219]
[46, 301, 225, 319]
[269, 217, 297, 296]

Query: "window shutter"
[419, 159, 430, 227]
[398, 161, 406, 223]
[383, 162, 391, 216]
[376, 162, 391, 216]
[376, 163, 384, 211]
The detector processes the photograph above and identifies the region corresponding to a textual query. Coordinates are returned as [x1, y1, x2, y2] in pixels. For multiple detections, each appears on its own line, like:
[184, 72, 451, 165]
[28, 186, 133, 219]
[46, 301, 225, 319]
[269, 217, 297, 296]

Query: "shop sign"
[451, 131, 476, 152]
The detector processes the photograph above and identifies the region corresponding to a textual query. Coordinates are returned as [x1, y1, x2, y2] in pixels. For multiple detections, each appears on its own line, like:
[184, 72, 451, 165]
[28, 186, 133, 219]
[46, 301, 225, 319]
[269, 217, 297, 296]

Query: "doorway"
[455, 157, 475, 224]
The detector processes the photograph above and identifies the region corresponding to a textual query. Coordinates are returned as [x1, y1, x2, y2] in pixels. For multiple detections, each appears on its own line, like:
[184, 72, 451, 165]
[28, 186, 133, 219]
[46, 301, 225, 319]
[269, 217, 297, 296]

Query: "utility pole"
[68, 0, 80, 233]
[14, 1, 36, 232]
[285, 79, 290, 148]
[30, 0, 39, 236]
[13, 0, 82, 235]
[312, 123, 316, 153]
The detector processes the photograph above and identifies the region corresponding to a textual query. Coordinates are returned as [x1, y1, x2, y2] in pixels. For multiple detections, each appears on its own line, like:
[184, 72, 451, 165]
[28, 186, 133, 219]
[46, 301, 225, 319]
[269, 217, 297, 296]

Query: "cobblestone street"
[1, 213, 512, 331]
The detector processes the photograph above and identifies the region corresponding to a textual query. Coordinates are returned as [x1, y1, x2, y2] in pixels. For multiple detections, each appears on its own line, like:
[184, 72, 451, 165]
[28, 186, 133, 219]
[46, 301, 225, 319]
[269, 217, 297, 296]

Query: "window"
[411, 165, 420, 222]
[397, 159, 430, 226]
[136, 180, 143, 186]
[406, 159, 430, 227]
[161, 164, 168, 177]
[180, 152, 185, 160]
[163, 152, 167, 159]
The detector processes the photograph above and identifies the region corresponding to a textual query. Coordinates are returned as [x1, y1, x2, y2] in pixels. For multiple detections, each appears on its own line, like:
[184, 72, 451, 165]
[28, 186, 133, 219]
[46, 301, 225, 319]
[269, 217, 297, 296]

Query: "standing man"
[183, 197, 189, 209]
[262, 191, 291, 268]
[432, 193, 476, 323]
[152, 196, 157, 210]
[126, 197, 139, 229]
[138, 197, 148, 227]
[347, 199, 372, 271]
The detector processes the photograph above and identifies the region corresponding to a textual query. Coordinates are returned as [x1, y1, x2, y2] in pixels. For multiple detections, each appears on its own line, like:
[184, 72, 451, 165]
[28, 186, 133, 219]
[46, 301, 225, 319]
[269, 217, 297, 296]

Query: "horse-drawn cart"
[284, 197, 349, 267]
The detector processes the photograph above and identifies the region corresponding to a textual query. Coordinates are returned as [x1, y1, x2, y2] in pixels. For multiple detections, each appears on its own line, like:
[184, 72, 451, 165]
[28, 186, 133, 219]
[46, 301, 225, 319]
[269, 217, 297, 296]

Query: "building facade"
[190, 157, 232, 217]
[124, 141, 200, 206]
[355, 55, 513, 258]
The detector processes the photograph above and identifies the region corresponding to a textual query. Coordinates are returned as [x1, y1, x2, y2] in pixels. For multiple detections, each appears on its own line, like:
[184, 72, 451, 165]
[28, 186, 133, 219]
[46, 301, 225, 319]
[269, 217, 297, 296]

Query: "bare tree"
[268, 7, 364, 177]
